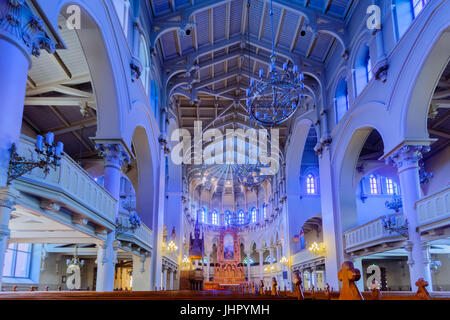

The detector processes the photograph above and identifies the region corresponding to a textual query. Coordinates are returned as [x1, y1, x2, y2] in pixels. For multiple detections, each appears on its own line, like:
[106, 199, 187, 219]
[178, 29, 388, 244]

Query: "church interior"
[0, 0, 449, 301]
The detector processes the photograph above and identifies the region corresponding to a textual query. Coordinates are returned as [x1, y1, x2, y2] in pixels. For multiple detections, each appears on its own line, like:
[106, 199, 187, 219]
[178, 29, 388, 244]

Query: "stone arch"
[131, 126, 155, 229]
[54, 1, 126, 138]
[399, 24, 450, 140]
[336, 126, 386, 232]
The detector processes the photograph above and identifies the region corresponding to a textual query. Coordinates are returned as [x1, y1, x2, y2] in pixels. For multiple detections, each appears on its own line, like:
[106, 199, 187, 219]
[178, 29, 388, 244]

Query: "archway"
[131, 126, 155, 229]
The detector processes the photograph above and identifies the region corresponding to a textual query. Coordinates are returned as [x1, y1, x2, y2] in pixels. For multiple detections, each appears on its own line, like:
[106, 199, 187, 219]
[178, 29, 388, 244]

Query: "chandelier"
[245, 0, 306, 126]
[235, 163, 268, 188]
[226, 210, 251, 227]
[66, 246, 85, 268]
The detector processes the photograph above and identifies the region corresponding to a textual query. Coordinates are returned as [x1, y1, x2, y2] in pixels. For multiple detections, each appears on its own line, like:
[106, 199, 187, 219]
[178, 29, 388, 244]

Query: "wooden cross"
[337, 261, 363, 300]
[415, 278, 431, 300]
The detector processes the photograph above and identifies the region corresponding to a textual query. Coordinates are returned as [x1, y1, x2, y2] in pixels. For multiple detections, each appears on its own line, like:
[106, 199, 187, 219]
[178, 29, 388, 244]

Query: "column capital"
[0, 0, 55, 61]
[95, 143, 130, 169]
[385, 144, 430, 171]
[0, 187, 19, 210]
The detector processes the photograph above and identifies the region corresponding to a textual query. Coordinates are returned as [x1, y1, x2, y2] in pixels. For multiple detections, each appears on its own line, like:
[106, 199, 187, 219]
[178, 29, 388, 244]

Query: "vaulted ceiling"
[150, 0, 354, 188]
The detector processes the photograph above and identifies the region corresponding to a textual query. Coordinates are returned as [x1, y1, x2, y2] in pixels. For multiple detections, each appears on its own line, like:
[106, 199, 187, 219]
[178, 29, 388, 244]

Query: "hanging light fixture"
[235, 163, 268, 188]
[246, 0, 306, 126]
[66, 245, 85, 268]
[234, 3, 269, 189]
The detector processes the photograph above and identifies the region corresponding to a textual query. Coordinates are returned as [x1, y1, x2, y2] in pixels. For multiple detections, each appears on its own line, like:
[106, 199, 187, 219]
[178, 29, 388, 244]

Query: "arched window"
[225, 210, 231, 226]
[335, 78, 349, 123]
[262, 204, 267, 220]
[150, 80, 159, 120]
[139, 35, 150, 92]
[250, 207, 257, 223]
[354, 45, 372, 96]
[365, 53, 373, 82]
[385, 178, 399, 195]
[369, 175, 378, 194]
[394, 0, 429, 40]
[412, 0, 428, 18]
[306, 174, 317, 195]
[201, 207, 207, 223]
[212, 210, 218, 225]
[238, 210, 245, 225]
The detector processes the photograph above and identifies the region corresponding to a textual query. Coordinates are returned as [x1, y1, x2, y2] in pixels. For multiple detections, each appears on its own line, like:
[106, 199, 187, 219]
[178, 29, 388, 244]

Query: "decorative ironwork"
[66, 246, 85, 268]
[245, 0, 306, 126]
[235, 163, 268, 188]
[385, 195, 403, 212]
[7, 133, 63, 185]
[382, 214, 409, 238]
[419, 159, 433, 184]
[225, 210, 251, 227]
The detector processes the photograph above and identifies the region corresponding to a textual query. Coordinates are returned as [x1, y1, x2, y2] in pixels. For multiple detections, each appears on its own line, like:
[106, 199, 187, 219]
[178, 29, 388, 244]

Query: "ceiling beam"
[26, 84, 93, 98]
[24, 97, 95, 107]
[433, 90, 450, 99]
[174, 30, 182, 56]
[258, 1, 268, 40]
[306, 32, 318, 58]
[48, 117, 97, 136]
[323, 0, 333, 14]
[291, 16, 305, 52]
[274, 8, 286, 47]
[429, 129, 450, 140]
[48, 106, 94, 151]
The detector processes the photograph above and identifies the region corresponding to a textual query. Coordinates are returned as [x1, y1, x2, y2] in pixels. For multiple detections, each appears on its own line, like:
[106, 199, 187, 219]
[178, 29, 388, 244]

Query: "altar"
[212, 229, 245, 285]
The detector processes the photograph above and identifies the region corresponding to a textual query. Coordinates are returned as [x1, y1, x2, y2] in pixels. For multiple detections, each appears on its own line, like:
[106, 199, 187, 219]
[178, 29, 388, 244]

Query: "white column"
[0, 189, 19, 289]
[246, 252, 251, 281]
[151, 141, 167, 290]
[318, 148, 341, 289]
[163, 267, 168, 290]
[170, 270, 174, 290]
[310, 267, 317, 288]
[0, 1, 55, 188]
[387, 145, 432, 290]
[95, 144, 128, 292]
[258, 250, 264, 281]
[276, 245, 281, 262]
[205, 252, 210, 282]
[0, 2, 55, 288]
[351, 257, 365, 292]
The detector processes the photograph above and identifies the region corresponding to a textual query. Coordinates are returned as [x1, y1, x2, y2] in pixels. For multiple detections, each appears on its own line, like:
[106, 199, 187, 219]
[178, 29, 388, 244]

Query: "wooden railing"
[417, 186, 450, 231]
[15, 136, 117, 225]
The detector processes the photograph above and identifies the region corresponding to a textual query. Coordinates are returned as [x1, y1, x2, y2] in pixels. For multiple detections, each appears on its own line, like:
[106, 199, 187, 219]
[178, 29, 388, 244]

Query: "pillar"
[351, 257, 365, 292]
[387, 145, 433, 290]
[95, 144, 129, 292]
[310, 267, 317, 288]
[170, 269, 174, 290]
[0, 189, 19, 289]
[258, 249, 264, 281]
[246, 251, 251, 281]
[204, 250, 210, 282]
[276, 245, 281, 263]
[0, 1, 55, 288]
[318, 147, 341, 289]
[151, 139, 168, 290]
[163, 267, 168, 290]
